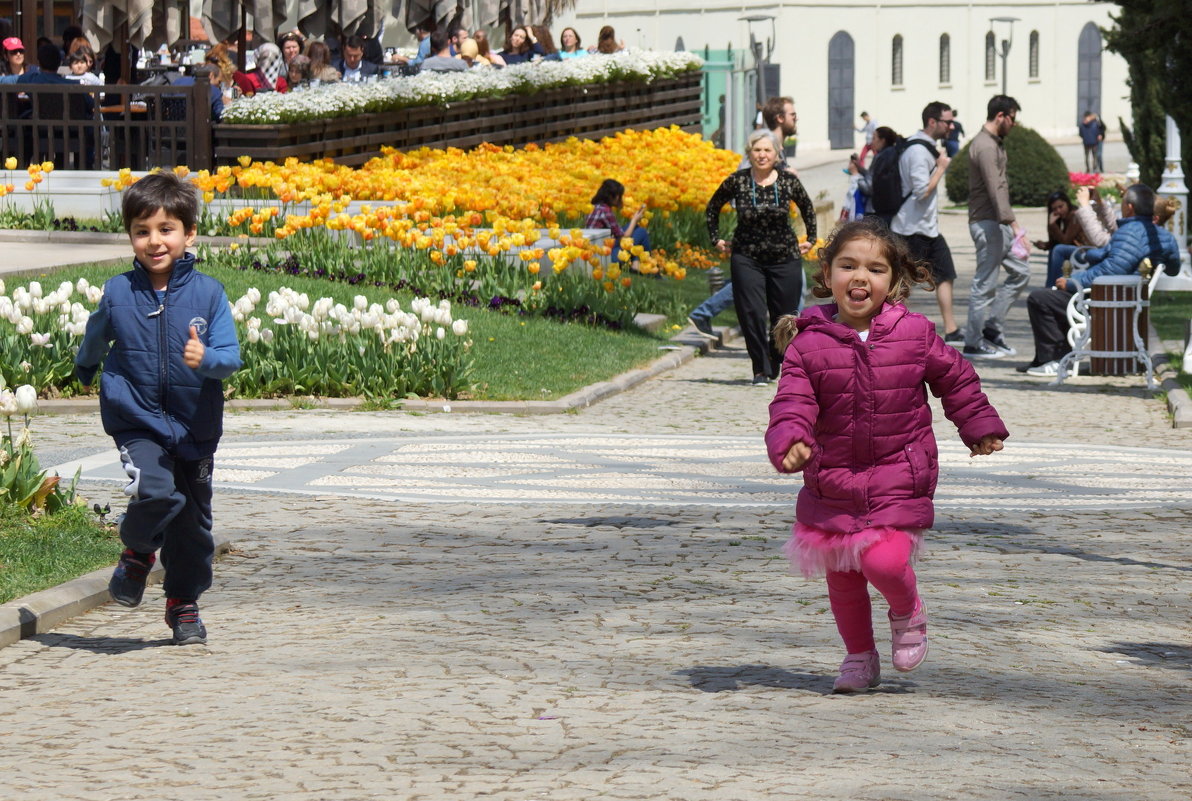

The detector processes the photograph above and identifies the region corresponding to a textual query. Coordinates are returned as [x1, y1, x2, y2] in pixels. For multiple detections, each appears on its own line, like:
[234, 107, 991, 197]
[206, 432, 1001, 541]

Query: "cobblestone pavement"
[4, 211, 1192, 800]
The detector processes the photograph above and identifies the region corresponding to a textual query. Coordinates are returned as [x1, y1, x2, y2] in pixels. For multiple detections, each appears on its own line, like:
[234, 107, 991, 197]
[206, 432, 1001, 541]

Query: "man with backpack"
[890, 101, 961, 343]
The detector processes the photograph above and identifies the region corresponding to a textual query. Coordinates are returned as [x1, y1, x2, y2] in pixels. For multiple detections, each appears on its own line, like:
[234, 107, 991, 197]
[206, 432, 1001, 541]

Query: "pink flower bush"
[1069, 172, 1102, 187]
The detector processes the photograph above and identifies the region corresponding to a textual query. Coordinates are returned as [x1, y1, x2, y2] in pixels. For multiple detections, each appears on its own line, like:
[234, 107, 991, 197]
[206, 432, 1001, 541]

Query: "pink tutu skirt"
[782, 522, 924, 578]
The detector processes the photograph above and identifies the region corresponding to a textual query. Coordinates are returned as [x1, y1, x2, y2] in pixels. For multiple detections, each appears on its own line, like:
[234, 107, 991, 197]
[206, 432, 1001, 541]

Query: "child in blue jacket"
[76, 172, 241, 645]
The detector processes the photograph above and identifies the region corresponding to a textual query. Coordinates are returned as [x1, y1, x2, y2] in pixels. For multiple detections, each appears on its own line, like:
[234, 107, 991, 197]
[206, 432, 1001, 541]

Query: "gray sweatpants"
[965, 220, 1031, 347]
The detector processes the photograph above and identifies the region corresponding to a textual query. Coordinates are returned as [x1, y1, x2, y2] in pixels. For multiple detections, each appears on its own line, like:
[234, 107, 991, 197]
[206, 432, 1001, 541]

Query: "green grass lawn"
[1151, 290, 1192, 394]
[0, 504, 119, 605]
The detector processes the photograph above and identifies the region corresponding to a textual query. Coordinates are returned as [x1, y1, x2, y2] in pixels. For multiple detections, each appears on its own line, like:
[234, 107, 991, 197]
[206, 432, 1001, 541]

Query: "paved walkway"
[3, 145, 1191, 798]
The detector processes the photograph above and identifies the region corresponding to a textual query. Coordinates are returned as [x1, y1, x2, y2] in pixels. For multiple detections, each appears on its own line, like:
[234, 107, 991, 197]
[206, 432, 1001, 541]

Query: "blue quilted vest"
[98, 254, 229, 458]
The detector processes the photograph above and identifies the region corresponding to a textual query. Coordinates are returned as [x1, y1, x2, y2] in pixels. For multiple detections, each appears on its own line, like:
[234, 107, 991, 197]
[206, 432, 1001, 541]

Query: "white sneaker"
[1025, 360, 1060, 377]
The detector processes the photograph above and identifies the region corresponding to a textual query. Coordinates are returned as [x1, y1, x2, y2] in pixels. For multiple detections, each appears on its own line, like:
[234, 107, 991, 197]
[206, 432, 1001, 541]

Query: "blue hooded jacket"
[76, 253, 241, 459]
[1069, 216, 1182, 291]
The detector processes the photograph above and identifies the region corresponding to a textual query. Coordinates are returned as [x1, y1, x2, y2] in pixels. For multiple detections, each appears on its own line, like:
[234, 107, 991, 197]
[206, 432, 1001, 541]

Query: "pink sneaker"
[889, 600, 929, 672]
[832, 650, 881, 693]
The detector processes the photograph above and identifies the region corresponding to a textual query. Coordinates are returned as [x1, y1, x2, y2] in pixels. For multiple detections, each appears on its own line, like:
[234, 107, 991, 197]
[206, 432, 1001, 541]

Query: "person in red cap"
[0, 36, 37, 83]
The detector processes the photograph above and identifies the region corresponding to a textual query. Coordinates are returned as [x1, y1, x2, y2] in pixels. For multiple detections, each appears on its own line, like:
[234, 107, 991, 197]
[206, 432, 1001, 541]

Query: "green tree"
[1103, 0, 1192, 191]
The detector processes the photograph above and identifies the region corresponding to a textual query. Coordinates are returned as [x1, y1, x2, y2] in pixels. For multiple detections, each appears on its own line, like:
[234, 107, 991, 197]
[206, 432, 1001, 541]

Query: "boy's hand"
[782, 441, 812, 472]
[969, 436, 1004, 457]
[183, 325, 205, 369]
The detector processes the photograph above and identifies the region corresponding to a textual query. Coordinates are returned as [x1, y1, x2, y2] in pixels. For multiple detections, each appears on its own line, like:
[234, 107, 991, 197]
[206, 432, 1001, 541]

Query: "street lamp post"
[990, 17, 1020, 96]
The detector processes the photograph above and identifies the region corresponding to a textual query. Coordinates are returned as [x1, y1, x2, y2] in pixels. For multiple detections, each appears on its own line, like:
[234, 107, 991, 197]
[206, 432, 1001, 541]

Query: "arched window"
[985, 31, 996, 81]
[892, 34, 903, 86]
[939, 33, 951, 84]
[1029, 30, 1040, 78]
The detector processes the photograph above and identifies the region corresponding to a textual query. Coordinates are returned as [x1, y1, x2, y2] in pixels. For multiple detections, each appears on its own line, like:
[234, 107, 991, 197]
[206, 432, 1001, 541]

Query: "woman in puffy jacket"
[766, 217, 1008, 693]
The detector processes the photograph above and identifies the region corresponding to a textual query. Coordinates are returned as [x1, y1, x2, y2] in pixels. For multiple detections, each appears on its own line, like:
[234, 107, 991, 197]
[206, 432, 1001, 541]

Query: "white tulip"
[261, 328, 274, 343]
[86, 286, 103, 304]
[0, 373, 6, 390]
[436, 327, 446, 340]
[353, 295, 368, 311]
[30, 332, 52, 348]
[19, 360, 32, 373]
[452, 319, 468, 336]
[75, 278, 90, 293]
[246, 327, 261, 344]
[16, 316, 34, 335]
[57, 281, 73, 297]
[307, 329, 319, 342]
[32, 299, 48, 315]
[247, 287, 261, 304]
[28, 281, 42, 299]
[14, 384, 37, 415]
[385, 299, 400, 313]
[0, 389, 16, 418]
[0, 278, 5, 295]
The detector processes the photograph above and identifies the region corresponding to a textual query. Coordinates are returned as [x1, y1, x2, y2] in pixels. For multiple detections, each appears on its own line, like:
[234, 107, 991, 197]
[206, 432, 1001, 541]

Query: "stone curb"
[0, 229, 273, 248]
[0, 533, 232, 649]
[34, 326, 741, 417]
[1162, 378, 1192, 428]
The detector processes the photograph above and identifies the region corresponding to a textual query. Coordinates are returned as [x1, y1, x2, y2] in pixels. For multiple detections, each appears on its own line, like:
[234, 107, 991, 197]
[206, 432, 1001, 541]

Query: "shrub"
[945, 125, 1071, 207]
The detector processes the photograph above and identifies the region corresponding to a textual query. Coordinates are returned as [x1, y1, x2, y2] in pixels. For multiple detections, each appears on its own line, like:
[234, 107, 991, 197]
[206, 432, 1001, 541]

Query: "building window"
[892, 34, 903, 86]
[1029, 30, 1040, 78]
[939, 33, 951, 84]
[985, 31, 996, 82]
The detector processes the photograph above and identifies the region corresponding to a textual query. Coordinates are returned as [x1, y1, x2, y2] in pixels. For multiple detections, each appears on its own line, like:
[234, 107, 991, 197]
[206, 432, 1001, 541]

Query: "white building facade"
[552, 1, 1128, 153]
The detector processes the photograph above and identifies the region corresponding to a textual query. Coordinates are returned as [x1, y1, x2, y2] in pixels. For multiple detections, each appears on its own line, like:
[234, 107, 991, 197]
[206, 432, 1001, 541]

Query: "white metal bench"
[1056, 265, 1156, 388]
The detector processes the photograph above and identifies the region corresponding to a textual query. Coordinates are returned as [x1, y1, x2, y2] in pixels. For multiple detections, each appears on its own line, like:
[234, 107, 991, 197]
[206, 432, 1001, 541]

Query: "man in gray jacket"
[964, 95, 1029, 359]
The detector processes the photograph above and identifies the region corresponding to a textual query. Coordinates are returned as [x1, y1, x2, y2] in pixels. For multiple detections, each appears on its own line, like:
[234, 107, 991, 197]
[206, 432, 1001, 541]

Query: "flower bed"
[221, 50, 703, 126]
[0, 277, 473, 401]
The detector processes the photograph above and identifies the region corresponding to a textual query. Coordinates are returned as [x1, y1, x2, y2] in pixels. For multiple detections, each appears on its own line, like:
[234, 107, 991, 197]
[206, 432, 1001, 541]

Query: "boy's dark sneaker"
[108, 548, 156, 607]
[165, 599, 207, 646]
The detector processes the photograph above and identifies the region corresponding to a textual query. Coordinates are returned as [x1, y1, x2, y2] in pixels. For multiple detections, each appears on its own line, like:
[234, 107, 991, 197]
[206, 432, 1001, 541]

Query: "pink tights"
[825, 530, 920, 654]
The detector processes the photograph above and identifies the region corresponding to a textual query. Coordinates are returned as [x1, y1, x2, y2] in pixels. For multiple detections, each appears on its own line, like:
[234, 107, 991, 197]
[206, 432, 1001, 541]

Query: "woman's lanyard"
[751, 175, 780, 209]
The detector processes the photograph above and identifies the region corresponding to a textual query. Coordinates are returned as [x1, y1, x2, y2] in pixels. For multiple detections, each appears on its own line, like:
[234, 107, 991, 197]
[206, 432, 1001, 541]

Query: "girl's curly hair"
[809, 217, 935, 303]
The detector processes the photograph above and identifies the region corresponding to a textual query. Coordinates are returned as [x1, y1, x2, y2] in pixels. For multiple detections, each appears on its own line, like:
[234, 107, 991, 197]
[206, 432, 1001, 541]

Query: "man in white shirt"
[891, 101, 960, 342]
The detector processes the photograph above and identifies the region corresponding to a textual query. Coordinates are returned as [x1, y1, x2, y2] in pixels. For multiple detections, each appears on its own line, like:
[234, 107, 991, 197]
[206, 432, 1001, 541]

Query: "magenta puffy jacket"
[766, 302, 1008, 534]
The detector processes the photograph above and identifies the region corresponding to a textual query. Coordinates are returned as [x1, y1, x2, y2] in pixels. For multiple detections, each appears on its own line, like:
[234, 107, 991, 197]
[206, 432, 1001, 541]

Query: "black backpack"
[868, 138, 939, 216]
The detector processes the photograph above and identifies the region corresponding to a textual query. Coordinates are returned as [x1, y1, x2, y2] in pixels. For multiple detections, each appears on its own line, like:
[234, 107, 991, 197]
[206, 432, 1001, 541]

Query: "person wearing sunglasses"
[0, 37, 38, 83]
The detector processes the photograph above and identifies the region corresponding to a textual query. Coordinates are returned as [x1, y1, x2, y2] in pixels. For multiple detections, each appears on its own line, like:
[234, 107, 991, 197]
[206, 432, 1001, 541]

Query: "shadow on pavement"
[544, 516, 679, 529]
[1097, 642, 1192, 672]
[30, 633, 173, 653]
[672, 664, 913, 695]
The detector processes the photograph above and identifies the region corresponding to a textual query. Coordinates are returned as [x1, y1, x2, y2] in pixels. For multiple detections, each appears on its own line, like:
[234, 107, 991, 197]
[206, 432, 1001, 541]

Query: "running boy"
[76, 172, 241, 645]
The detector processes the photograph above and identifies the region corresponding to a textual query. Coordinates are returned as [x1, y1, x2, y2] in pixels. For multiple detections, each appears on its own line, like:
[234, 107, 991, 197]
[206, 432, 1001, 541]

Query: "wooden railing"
[1, 77, 214, 171]
[1, 70, 702, 170]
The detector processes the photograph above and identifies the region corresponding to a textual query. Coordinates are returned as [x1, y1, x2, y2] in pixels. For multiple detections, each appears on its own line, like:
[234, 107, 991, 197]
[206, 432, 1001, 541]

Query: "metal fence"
[1, 77, 214, 171]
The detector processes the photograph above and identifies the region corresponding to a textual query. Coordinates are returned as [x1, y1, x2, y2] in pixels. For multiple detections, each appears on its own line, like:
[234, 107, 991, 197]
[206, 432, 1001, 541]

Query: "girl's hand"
[630, 205, 645, 223]
[798, 240, 813, 256]
[715, 239, 730, 254]
[969, 436, 1004, 457]
[1075, 185, 1091, 206]
[782, 441, 812, 472]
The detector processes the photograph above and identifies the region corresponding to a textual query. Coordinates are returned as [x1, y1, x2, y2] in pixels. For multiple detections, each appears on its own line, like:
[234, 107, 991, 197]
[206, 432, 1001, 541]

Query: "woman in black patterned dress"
[706, 129, 817, 384]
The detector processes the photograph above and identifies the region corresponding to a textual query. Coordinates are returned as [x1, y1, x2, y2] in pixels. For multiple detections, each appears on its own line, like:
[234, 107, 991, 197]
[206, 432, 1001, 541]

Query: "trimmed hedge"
[945, 125, 1070, 207]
